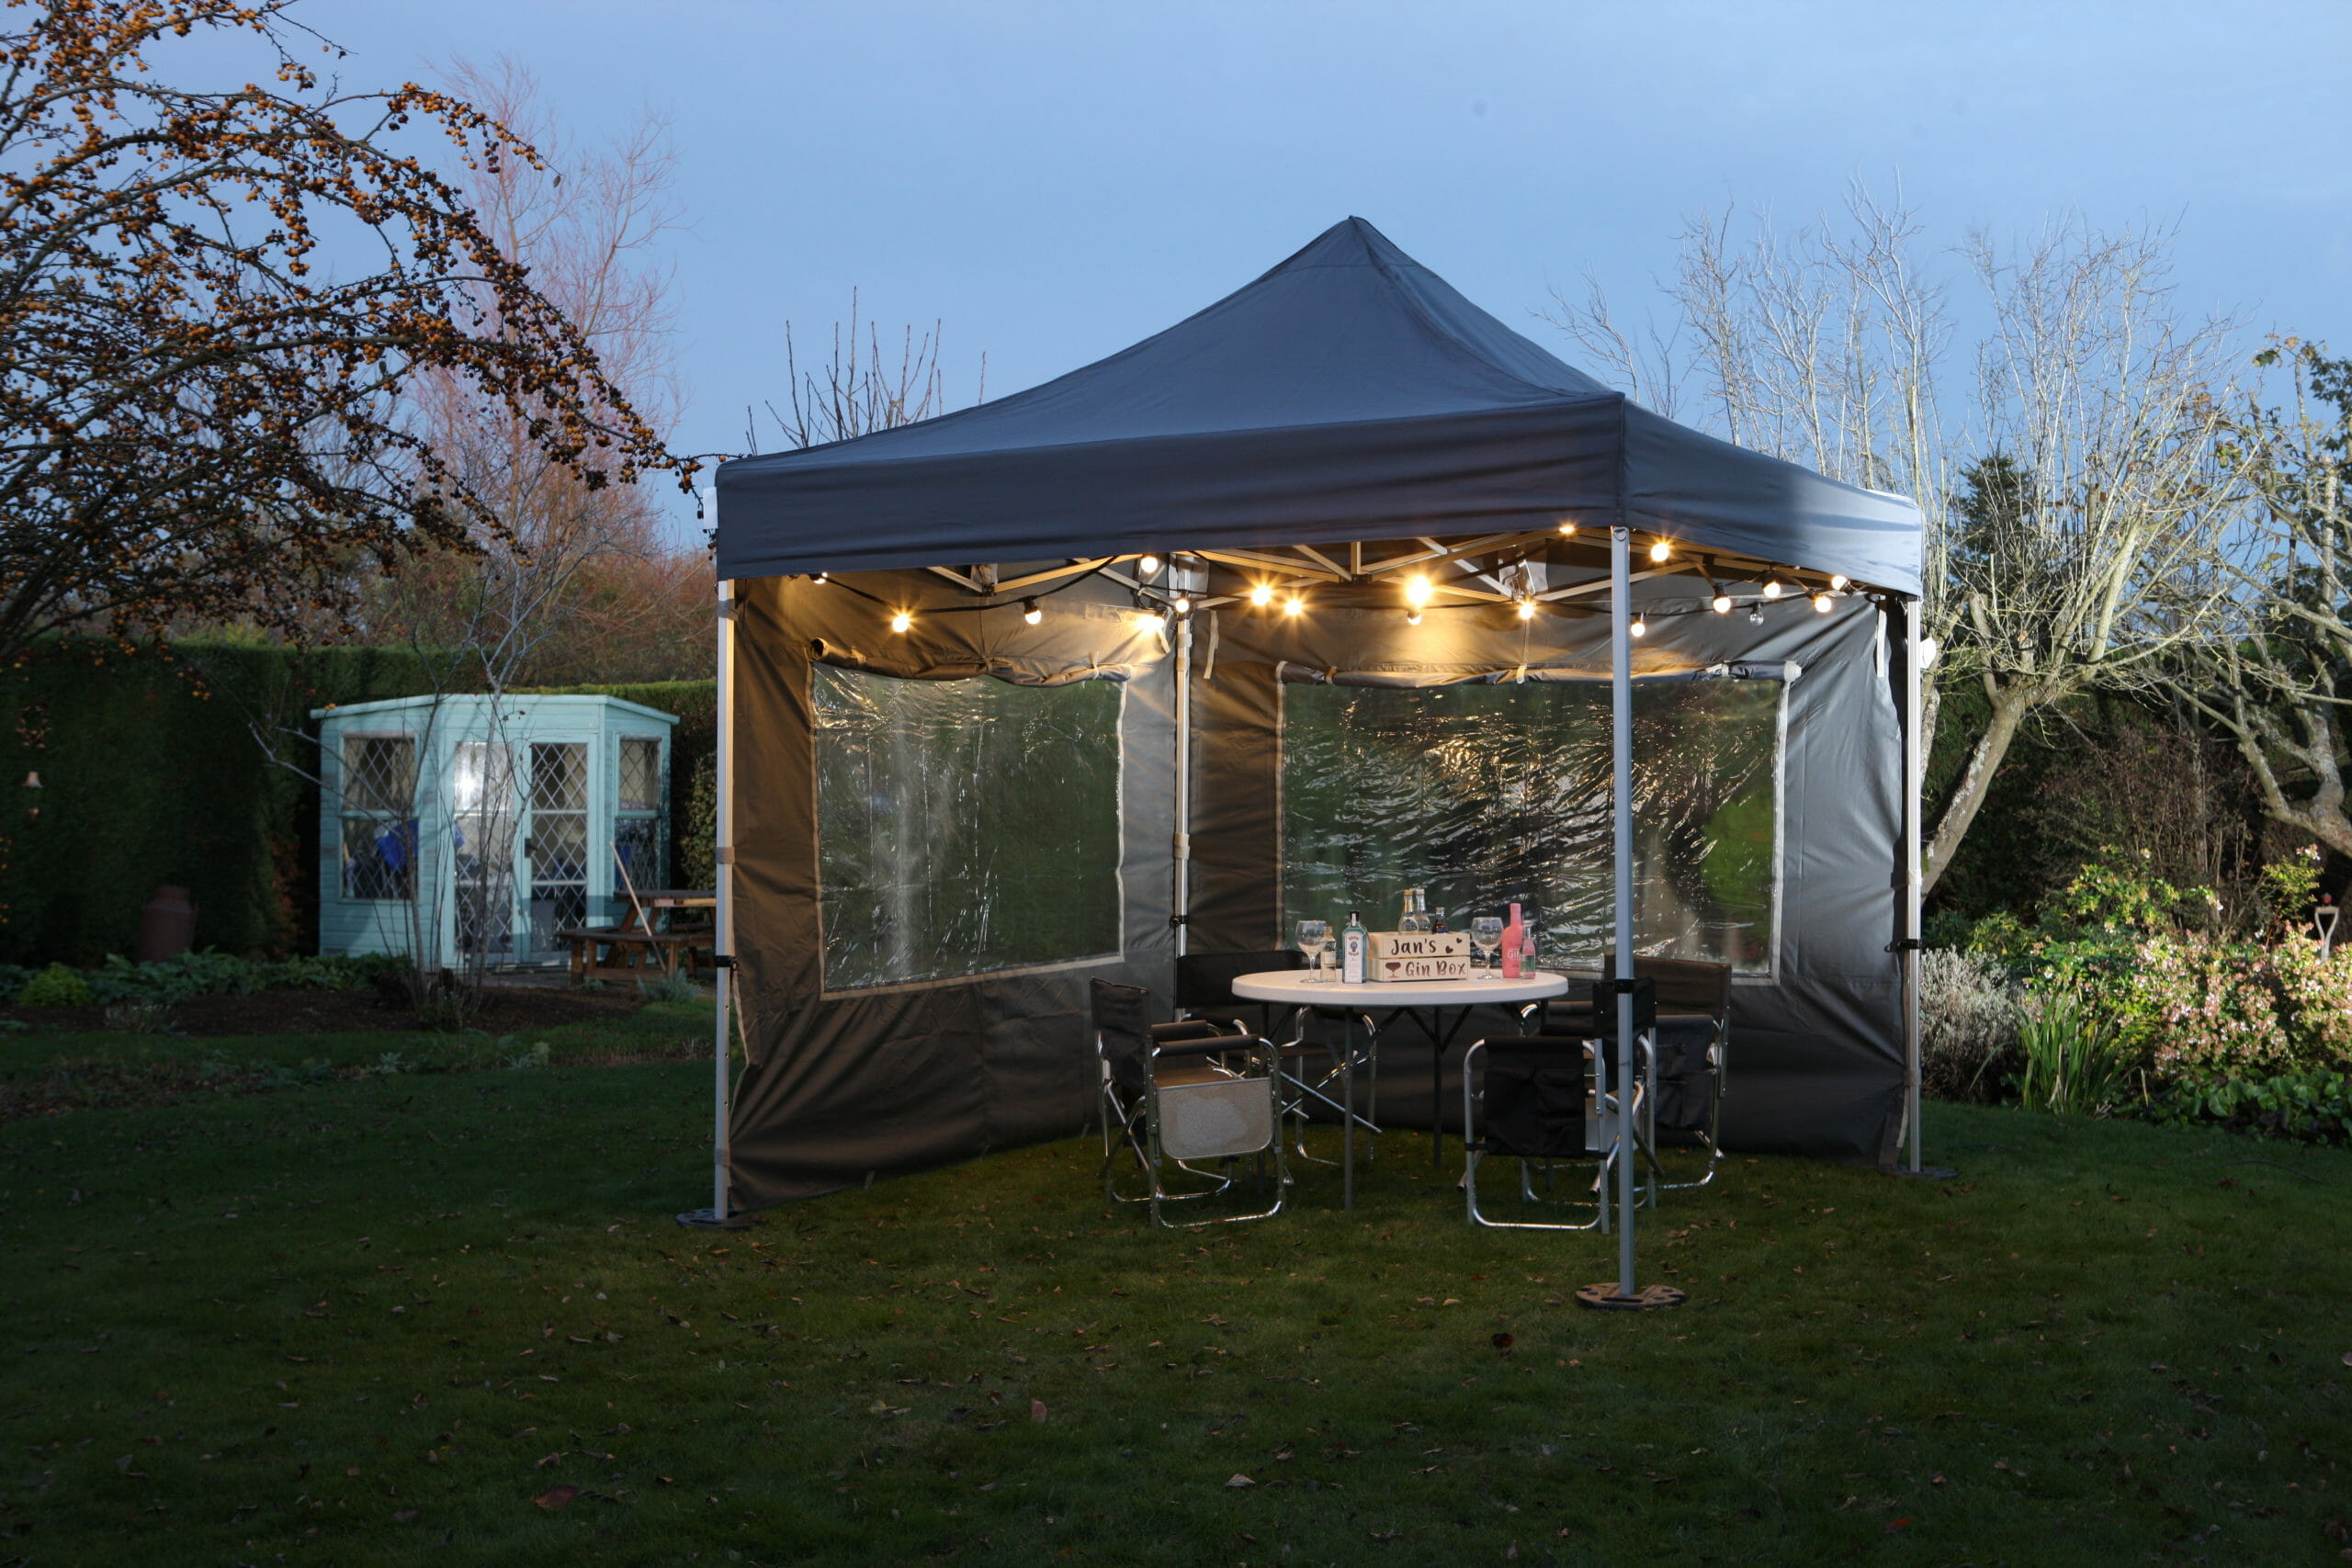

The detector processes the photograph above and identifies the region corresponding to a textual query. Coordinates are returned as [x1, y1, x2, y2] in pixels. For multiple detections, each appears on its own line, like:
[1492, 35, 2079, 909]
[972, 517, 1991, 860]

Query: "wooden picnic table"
[559, 888, 716, 979]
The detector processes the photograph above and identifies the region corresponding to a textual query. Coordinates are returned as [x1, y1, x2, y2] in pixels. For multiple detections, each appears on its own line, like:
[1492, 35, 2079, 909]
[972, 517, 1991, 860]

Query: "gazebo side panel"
[723, 574, 1178, 1205]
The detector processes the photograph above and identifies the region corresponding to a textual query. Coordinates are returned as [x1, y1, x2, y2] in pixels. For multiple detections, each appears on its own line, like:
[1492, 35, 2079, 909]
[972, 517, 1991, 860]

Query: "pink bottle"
[1500, 902, 1524, 979]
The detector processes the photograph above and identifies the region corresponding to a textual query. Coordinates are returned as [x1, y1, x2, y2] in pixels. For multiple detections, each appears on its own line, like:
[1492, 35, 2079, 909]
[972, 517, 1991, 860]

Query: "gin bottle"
[1340, 911, 1368, 984]
[1398, 887, 1432, 935]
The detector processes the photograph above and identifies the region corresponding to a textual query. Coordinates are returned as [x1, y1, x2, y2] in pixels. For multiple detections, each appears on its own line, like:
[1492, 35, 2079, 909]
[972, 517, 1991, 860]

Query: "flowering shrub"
[1941, 846, 2352, 1117]
[1918, 947, 2018, 1101]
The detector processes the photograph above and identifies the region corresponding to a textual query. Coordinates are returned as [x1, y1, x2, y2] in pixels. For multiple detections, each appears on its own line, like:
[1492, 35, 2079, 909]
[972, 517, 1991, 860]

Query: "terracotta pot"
[135, 885, 197, 964]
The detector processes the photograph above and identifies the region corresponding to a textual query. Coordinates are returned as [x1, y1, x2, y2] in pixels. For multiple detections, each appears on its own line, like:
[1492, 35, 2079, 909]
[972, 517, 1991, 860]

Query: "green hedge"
[0, 640, 438, 964]
[0, 646, 714, 966]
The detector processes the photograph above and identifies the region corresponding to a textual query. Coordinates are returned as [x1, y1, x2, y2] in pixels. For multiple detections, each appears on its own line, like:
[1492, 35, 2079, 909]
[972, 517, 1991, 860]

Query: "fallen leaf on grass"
[392, 1508, 419, 1524]
[1031, 1399, 1047, 1423]
[535, 1484, 579, 1510]
[1491, 1333, 1514, 1350]
[1226, 1473, 1254, 1488]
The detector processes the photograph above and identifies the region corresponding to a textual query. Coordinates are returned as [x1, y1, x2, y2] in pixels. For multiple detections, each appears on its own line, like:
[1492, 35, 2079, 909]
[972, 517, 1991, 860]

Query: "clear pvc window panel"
[1281, 679, 1782, 973]
[339, 734, 417, 901]
[814, 667, 1122, 989]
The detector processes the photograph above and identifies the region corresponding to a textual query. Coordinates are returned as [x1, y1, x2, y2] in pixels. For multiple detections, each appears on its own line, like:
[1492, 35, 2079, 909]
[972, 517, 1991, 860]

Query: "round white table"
[1230, 969, 1571, 1207]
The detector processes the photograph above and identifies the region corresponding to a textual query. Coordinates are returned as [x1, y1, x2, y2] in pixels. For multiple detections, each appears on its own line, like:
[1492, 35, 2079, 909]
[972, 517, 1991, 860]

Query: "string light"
[1173, 594, 1193, 615]
[1748, 605, 1764, 626]
[1405, 609, 1423, 626]
[1630, 615, 1647, 638]
[1021, 598, 1042, 626]
[1648, 539, 1671, 563]
[812, 571, 829, 583]
[1405, 574, 1434, 609]
[1711, 592, 1733, 615]
[1830, 574, 1850, 591]
[1136, 554, 1161, 578]
[1812, 592, 1834, 614]
[1556, 520, 1577, 536]
[889, 611, 912, 634]
[1762, 581, 1783, 600]
[1283, 594, 1306, 617]
[1516, 597, 1538, 621]
[1249, 583, 1273, 608]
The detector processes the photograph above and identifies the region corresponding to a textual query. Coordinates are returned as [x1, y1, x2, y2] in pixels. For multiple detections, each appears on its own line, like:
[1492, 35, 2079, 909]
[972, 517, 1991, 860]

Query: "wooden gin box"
[1367, 930, 1472, 982]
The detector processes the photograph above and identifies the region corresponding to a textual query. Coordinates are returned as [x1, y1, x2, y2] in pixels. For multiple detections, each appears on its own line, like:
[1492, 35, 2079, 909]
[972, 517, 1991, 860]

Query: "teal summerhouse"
[312, 694, 679, 965]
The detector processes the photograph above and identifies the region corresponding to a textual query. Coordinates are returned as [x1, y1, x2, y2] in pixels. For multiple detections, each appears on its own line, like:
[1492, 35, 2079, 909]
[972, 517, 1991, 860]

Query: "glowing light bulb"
[1173, 595, 1193, 615]
[1136, 554, 1161, 578]
[1405, 609, 1423, 627]
[1747, 605, 1764, 626]
[889, 611, 912, 634]
[1555, 520, 1577, 536]
[1249, 583, 1273, 608]
[1830, 574, 1850, 591]
[1516, 598, 1538, 621]
[1405, 575, 1433, 608]
[1812, 592, 1834, 614]
[1021, 598, 1042, 626]
[1711, 593, 1733, 615]
[812, 571, 829, 583]
[1762, 581, 1783, 601]
[1283, 595, 1305, 617]
[1630, 615, 1647, 638]
[1648, 539, 1671, 563]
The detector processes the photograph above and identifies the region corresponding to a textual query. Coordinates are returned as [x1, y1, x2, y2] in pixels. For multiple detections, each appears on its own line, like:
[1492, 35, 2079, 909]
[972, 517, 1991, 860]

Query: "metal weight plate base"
[675, 1208, 763, 1230]
[1575, 1282, 1687, 1311]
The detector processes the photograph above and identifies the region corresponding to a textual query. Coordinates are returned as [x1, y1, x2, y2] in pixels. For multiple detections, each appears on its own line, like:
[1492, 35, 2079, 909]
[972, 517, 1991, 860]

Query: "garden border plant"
[1929, 844, 2352, 1142]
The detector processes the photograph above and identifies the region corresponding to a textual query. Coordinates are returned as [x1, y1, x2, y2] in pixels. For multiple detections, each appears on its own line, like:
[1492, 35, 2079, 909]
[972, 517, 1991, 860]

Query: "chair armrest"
[1152, 1033, 1271, 1063]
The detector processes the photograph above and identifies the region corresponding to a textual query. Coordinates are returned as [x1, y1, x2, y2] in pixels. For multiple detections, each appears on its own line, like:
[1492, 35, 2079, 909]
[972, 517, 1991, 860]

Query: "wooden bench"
[556, 927, 711, 982]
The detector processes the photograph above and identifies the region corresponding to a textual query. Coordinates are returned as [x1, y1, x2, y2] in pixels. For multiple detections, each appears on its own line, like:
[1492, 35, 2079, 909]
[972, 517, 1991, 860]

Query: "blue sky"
[294, 0, 2346, 505]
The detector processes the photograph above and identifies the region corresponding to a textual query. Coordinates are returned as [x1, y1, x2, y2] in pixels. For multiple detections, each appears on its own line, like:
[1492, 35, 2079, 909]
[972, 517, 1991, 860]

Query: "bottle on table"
[1500, 901, 1525, 979]
[1398, 887, 1432, 934]
[1340, 910, 1368, 984]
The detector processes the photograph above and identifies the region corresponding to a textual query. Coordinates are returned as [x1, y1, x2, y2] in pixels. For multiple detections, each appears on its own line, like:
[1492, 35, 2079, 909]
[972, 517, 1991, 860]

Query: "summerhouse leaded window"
[339, 734, 417, 901]
[526, 741, 590, 945]
[614, 735, 663, 887]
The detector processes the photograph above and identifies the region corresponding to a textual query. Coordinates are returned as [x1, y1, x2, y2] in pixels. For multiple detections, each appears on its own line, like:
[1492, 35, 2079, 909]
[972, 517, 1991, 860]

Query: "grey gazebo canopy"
[717, 218, 1919, 596]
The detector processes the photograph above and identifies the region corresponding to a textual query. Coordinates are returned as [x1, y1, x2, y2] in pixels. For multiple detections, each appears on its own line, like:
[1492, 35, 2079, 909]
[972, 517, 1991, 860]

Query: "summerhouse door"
[451, 740, 517, 960]
[522, 739, 593, 959]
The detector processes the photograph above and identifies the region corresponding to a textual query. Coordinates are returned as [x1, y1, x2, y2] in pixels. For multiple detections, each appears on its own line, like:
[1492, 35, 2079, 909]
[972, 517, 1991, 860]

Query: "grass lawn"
[4, 1017, 2349, 1566]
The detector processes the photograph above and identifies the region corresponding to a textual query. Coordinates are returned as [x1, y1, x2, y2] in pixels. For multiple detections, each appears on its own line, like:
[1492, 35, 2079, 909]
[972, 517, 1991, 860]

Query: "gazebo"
[706, 219, 1927, 1290]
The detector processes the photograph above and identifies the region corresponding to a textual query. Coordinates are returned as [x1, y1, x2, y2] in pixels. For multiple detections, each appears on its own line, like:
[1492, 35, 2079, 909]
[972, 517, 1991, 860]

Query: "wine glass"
[1469, 916, 1504, 970]
[1295, 919, 1331, 982]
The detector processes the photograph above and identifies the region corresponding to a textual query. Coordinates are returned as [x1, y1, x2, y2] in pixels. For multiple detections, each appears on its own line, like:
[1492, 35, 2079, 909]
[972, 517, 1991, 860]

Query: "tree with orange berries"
[0, 0, 686, 664]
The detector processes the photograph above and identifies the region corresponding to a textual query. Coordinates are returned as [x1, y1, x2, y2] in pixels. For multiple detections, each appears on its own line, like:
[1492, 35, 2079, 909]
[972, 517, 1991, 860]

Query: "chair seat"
[1159, 1076, 1276, 1161]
